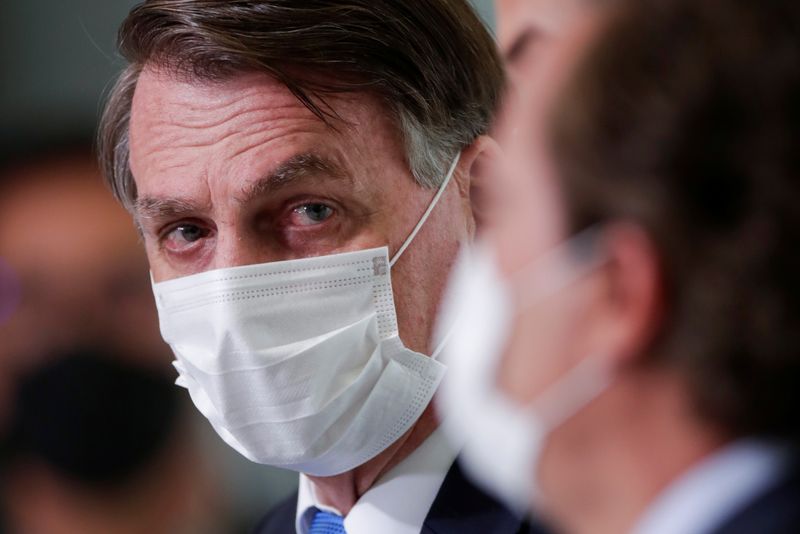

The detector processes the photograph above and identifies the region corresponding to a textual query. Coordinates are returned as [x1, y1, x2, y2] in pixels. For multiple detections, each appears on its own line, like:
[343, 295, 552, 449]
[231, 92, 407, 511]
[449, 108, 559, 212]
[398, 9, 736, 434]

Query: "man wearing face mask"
[439, 0, 800, 533]
[98, 1, 551, 533]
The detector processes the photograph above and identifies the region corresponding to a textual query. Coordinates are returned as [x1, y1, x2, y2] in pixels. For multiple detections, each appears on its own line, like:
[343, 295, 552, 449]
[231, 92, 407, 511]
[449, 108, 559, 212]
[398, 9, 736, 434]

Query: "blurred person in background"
[0, 146, 170, 425]
[438, 0, 800, 533]
[97, 1, 551, 533]
[1, 346, 221, 534]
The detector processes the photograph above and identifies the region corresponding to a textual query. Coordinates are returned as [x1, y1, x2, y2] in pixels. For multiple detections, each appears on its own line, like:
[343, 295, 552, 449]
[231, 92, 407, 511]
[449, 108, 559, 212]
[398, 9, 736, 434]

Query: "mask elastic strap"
[529, 356, 612, 433]
[389, 153, 462, 267]
[430, 320, 458, 361]
[512, 225, 607, 313]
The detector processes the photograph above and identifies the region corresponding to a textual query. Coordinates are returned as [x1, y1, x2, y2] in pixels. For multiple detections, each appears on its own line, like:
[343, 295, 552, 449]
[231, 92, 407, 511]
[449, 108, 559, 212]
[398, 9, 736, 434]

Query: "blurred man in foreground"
[495, 0, 585, 60]
[439, 0, 800, 532]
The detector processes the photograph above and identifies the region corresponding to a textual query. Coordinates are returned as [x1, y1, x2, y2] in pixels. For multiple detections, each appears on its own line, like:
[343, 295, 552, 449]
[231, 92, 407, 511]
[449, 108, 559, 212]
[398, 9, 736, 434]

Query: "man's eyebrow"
[132, 152, 349, 227]
[134, 197, 205, 226]
[505, 27, 542, 65]
[237, 152, 350, 204]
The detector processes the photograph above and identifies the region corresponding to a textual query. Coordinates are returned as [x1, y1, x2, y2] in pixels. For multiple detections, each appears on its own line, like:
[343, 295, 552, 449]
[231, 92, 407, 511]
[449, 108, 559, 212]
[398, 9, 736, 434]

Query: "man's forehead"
[127, 66, 409, 222]
[129, 68, 339, 188]
[128, 64, 411, 216]
[131, 67, 315, 126]
[128, 66, 388, 162]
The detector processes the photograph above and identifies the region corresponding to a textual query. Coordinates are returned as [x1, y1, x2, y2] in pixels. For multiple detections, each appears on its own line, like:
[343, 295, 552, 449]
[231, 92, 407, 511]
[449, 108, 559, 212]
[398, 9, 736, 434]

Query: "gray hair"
[98, 0, 505, 209]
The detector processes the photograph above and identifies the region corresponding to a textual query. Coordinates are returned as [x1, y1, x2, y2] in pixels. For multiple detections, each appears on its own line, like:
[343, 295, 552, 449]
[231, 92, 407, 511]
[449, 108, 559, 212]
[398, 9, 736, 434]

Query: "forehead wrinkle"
[161, 97, 314, 132]
[168, 101, 265, 132]
[142, 102, 325, 156]
[236, 152, 351, 204]
[134, 136, 204, 180]
[139, 71, 317, 130]
[226, 120, 330, 163]
[134, 77, 319, 150]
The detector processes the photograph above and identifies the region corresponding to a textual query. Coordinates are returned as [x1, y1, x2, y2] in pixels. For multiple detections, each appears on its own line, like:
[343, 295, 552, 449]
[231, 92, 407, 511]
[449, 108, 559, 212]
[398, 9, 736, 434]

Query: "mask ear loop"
[529, 355, 613, 433]
[511, 225, 607, 313]
[389, 153, 462, 268]
[431, 321, 459, 361]
[387, 153, 460, 359]
[433, 226, 607, 362]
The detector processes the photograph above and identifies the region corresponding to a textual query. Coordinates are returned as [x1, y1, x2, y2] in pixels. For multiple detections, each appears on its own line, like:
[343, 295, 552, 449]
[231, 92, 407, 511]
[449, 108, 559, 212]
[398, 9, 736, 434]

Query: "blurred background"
[0, 1, 495, 533]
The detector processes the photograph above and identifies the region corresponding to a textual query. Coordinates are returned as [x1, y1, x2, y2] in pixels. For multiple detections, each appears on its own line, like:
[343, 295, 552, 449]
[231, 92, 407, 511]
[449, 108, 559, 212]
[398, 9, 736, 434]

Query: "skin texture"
[484, 7, 727, 534]
[128, 67, 488, 513]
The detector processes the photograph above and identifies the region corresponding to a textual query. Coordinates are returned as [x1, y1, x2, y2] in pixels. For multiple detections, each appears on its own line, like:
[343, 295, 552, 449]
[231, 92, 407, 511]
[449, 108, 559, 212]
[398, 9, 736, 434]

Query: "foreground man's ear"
[456, 135, 503, 236]
[591, 222, 666, 371]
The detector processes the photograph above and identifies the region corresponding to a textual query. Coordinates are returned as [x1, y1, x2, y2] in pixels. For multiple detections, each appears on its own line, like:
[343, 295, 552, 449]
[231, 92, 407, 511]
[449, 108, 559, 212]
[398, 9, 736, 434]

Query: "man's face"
[129, 69, 473, 354]
[483, 10, 605, 404]
[497, 0, 584, 57]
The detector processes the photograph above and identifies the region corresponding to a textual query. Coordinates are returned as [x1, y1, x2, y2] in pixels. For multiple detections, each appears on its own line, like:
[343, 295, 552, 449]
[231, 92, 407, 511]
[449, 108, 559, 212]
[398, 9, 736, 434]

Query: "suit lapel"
[711, 457, 800, 534]
[421, 459, 549, 534]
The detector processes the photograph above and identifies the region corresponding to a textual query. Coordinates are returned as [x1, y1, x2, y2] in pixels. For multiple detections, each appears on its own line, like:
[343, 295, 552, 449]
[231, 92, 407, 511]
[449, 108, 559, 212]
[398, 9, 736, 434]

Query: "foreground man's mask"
[152, 155, 460, 476]
[436, 227, 611, 512]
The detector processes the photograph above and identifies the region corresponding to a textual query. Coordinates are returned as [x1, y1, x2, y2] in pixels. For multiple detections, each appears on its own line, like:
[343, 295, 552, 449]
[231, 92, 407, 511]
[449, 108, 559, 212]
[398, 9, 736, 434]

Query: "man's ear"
[455, 135, 503, 236]
[591, 222, 665, 370]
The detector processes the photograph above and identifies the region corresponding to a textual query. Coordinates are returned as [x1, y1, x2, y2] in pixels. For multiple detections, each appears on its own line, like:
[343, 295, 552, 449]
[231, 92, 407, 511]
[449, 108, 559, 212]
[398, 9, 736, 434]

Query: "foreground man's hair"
[551, 0, 800, 441]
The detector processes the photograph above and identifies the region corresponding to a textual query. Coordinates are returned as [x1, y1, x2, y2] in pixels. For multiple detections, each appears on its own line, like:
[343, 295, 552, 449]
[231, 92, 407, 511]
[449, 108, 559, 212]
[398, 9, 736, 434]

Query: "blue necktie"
[309, 509, 346, 534]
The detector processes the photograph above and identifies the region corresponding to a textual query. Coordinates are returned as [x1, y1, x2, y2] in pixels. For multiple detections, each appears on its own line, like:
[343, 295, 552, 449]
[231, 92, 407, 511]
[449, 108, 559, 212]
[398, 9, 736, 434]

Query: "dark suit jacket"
[253, 459, 552, 534]
[712, 455, 800, 534]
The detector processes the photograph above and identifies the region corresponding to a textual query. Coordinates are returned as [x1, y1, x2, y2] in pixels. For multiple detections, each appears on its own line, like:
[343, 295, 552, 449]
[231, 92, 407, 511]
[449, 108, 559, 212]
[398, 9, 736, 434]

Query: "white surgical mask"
[435, 229, 611, 512]
[152, 155, 461, 476]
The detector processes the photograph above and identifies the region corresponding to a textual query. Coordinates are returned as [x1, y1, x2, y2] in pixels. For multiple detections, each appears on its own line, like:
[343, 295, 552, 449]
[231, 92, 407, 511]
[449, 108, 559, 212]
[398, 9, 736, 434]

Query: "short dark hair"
[98, 0, 504, 210]
[551, 0, 800, 440]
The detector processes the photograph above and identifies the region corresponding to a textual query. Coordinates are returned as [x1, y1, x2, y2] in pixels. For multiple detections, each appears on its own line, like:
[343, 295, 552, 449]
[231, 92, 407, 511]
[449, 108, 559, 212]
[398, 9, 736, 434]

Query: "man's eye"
[292, 203, 334, 226]
[163, 224, 210, 250]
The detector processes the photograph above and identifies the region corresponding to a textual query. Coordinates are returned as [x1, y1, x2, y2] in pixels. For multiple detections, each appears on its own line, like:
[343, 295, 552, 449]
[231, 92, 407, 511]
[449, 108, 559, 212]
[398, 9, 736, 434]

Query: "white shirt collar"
[632, 439, 789, 534]
[296, 426, 458, 534]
